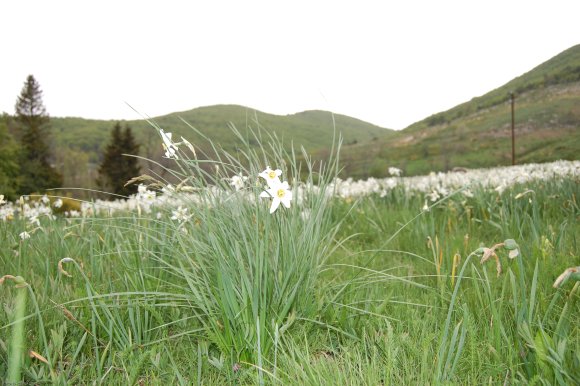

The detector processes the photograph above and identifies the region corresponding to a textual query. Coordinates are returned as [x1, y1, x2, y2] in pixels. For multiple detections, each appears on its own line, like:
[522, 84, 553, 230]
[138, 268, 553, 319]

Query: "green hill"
[42, 105, 391, 194]
[50, 105, 392, 164]
[337, 44, 580, 178]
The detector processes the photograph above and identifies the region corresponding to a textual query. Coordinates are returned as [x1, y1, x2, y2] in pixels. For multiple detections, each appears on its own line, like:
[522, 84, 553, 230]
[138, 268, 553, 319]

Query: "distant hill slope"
[40, 105, 391, 196]
[337, 44, 580, 178]
[50, 105, 392, 164]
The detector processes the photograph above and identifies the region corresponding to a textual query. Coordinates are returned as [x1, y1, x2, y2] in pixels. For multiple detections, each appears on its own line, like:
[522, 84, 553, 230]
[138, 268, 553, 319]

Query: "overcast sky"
[1, 0, 578, 130]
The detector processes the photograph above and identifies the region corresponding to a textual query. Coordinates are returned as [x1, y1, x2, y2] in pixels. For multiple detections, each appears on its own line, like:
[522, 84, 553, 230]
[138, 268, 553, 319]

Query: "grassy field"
[1, 130, 578, 385]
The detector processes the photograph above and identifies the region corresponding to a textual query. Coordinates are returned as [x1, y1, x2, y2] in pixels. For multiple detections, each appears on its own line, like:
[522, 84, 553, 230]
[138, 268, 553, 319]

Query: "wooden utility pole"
[510, 92, 515, 165]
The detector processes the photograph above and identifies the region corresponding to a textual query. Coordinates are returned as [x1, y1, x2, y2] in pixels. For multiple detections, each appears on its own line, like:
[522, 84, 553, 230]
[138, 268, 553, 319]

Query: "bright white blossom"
[427, 190, 440, 202]
[259, 167, 282, 188]
[53, 199, 63, 208]
[0, 195, 6, 205]
[28, 215, 40, 227]
[160, 129, 179, 159]
[388, 167, 402, 177]
[462, 189, 474, 198]
[230, 173, 248, 191]
[260, 180, 292, 214]
[171, 206, 189, 222]
[19, 231, 31, 240]
[137, 184, 156, 201]
[67, 210, 81, 218]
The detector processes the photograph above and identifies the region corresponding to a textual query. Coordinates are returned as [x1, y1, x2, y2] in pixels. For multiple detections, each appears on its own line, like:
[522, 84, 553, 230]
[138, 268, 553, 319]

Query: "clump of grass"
[135, 122, 346, 377]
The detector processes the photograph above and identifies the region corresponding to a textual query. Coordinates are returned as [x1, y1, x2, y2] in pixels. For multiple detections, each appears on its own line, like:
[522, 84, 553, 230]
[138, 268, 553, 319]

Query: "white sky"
[1, 1, 578, 130]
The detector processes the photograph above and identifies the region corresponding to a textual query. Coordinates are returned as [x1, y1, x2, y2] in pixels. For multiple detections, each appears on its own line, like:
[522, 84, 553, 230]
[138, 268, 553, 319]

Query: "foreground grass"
[1, 176, 578, 384]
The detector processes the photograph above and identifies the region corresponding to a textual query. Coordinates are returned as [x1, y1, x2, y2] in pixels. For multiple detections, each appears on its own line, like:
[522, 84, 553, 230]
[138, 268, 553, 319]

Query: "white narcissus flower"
[388, 167, 402, 177]
[428, 190, 440, 202]
[259, 166, 282, 188]
[171, 206, 189, 222]
[29, 215, 40, 227]
[230, 173, 248, 191]
[260, 181, 292, 214]
[142, 190, 156, 202]
[19, 231, 31, 240]
[0, 194, 5, 205]
[160, 129, 179, 159]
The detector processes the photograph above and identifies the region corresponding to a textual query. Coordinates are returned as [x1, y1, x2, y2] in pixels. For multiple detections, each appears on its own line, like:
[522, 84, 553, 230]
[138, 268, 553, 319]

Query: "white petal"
[266, 178, 282, 188]
[281, 190, 292, 208]
[281, 196, 291, 208]
[270, 198, 281, 214]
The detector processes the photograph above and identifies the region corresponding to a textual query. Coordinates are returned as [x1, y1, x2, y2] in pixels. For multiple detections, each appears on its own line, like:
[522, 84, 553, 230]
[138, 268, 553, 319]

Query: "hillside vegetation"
[44, 106, 391, 195]
[337, 44, 580, 178]
[7, 45, 580, 193]
[50, 105, 391, 164]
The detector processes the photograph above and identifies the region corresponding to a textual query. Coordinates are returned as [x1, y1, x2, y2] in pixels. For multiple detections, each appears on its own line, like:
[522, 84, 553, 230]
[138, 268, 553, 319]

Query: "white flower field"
[1, 130, 578, 384]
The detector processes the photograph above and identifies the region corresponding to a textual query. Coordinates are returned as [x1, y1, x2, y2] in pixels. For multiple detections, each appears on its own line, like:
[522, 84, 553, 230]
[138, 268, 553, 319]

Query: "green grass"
[1, 129, 578, 384]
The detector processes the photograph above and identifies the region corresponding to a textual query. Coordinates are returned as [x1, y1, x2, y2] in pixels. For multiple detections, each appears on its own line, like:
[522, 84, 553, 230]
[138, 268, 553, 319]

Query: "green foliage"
[14, 75, 63, 194]
[97, 122, 141, 196]
[0, 116, 21, 199]
[48, 106, 391, 160]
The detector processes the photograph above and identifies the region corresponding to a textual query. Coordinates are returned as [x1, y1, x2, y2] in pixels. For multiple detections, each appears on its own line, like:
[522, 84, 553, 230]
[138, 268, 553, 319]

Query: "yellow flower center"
[268, 171, 277, 179]
[277, 189, 286, 198]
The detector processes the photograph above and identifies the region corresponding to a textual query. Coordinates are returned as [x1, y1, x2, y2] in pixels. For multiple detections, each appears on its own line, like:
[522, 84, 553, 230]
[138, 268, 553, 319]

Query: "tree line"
[0, 75, 141, 201]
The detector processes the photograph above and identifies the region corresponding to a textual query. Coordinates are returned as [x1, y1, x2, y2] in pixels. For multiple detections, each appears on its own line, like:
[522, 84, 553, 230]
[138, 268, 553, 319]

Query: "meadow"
[0, 127, 579, 385]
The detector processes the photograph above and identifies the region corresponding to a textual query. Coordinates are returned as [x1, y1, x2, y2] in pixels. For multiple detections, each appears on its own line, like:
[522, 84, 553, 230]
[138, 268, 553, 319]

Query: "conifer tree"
[97, 122, 141, 196]
[15, 75, 63, 193]
[121, 126, 141, 187]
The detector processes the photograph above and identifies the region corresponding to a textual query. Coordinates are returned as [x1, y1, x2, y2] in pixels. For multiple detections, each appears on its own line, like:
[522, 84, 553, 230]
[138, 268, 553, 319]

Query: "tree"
[0, 115, 21, 200]
[97, 122, 141, 196]
[15, 75, 63, 193]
